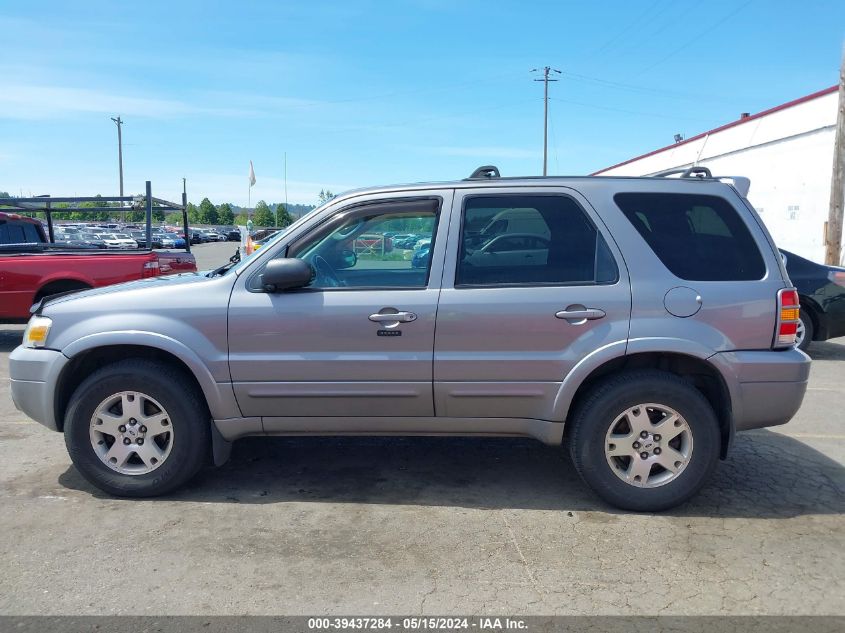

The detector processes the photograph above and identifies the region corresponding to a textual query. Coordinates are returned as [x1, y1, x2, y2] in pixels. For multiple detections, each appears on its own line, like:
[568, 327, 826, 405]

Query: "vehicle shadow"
[807, 338, 845, 361]
[0, 326, 24, 352]
[59, 429, 844, 518]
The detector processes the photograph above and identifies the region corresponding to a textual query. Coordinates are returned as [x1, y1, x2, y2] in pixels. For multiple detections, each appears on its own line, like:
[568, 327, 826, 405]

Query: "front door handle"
[369, 311, 418, 323]
[555, 308, 606, 321]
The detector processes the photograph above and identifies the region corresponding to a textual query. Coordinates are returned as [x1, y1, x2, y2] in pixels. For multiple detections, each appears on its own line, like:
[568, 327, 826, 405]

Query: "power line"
[589, 0, 666, 58]
[561, 71, 735, 105]
[612, 1, 693, 61]
[637, 0, 755, 75]
[549, 96, 718, 124]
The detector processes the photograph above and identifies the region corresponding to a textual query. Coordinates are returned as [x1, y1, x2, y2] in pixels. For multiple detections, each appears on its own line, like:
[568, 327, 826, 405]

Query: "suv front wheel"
[64, 359, 210, 497]
[568, 370, 720, 512]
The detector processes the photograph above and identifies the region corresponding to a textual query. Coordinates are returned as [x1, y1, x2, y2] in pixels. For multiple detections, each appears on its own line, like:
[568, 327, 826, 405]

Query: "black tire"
[568, 370, 720, 512]
[796, 311, 814, 352]
[64, 359, 210, 497]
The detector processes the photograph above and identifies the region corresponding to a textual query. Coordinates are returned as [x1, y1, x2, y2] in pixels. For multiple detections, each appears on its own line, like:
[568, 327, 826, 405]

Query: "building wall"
[596, 90, 840, 264]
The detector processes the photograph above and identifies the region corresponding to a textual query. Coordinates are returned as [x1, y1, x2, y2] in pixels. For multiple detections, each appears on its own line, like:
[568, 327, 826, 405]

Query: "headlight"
[23, 316, 52, 348]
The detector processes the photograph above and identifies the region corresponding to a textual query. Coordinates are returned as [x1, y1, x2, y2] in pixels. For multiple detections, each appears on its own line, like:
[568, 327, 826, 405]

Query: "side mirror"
[260, 258, 314, 292]
[336, 249, 357, 269]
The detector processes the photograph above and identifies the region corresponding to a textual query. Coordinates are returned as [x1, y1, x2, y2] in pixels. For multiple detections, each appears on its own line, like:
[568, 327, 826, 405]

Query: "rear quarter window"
[614, 192, 766, 281]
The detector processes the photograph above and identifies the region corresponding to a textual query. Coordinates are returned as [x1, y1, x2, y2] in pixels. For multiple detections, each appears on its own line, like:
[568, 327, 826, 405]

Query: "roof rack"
[653, 166, 713, 179]
[466, 165, 501, 180]
[652, 166, 750, 196]
[0, 181, 192, 252]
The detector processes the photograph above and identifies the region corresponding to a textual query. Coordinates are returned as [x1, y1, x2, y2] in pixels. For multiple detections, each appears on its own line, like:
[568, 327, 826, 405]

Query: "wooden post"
[826, 47, 845, 265]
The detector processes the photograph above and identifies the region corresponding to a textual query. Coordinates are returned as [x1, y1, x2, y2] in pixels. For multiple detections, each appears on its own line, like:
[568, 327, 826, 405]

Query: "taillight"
[142, 259, 161, 278]
[829, 270, 845, 288]
[774, 288, 800, 348]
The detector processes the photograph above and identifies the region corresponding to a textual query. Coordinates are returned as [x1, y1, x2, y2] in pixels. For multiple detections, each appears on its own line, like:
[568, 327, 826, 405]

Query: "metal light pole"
[111, 116, 124, 221]
[532, 67, 560, 176]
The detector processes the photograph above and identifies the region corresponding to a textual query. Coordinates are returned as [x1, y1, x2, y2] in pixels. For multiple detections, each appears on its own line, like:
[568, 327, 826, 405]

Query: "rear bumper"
[709, 348, 811, 432]
[8, 346, 68, 431]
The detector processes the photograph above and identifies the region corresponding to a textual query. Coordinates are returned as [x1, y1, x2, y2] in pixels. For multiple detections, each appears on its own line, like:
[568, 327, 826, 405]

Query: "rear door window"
[457, 194, 618, 286]
[614, 192, 765, 281]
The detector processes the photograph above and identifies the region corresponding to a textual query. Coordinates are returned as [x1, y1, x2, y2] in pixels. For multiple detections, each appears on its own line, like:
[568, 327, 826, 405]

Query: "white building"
[594, 86, 841, 264]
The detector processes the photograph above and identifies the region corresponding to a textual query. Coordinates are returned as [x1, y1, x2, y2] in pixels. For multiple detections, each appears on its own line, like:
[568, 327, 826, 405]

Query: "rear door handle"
[555, 308, 606, 321]
[369, 311, 418, 323]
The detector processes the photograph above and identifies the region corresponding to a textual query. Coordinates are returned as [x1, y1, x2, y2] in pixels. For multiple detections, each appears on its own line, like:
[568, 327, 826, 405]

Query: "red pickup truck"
[1, 212, 196, 322]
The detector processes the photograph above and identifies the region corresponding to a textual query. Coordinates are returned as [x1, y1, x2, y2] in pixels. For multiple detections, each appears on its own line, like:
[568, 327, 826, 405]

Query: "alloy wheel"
[604, 403, 693, 488]
[89, 391, 174, 475]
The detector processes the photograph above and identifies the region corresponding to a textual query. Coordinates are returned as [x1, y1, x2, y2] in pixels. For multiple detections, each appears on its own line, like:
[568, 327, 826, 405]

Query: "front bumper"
[9, 346, 68, 432]
[709, 347, 811, 432]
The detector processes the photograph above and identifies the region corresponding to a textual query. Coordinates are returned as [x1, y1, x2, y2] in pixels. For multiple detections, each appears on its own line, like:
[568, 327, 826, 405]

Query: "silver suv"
[9, 167, 811, 511]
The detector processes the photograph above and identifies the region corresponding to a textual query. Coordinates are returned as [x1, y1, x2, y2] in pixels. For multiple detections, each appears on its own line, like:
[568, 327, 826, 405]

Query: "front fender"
[61, 331, 241, 420]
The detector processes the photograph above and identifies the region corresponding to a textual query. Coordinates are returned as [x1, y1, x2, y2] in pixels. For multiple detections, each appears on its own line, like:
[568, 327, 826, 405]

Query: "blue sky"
[1, 0, 843, 206]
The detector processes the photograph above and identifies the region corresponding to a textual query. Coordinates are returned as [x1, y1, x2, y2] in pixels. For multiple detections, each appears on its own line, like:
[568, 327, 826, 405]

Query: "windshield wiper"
[207, 250, 241, 277]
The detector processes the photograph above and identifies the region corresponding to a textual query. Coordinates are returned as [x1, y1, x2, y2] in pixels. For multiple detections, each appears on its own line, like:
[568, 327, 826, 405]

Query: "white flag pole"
[248, 160, 257, 213]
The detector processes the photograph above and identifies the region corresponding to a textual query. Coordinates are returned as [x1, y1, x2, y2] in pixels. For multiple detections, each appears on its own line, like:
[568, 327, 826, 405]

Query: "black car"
[781, 249, 845, 350]
[78, 233, 108, 249]
[226, 229, 241, 241]
[130, 231, 163, 249]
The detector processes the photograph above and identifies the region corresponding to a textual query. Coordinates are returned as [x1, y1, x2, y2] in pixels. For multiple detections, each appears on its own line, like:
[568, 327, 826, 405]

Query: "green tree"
[217, 202, 235, 225]
[72, 197, 113, 222]
[186, 202, 200, 223]
[274, 203, 294, 227]
[198, 197, 218, 225]
[252, 200, 274, 227]
[317, 189, 335, 205]
[165, 212, 184, 225]
[233, 213, 249, 226]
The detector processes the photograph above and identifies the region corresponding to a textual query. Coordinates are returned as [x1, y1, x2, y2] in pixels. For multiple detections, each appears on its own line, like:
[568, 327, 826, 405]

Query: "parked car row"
[188, 227, 240, 244]
[53, 228, 190, 250]
[48, 222, 244, 248]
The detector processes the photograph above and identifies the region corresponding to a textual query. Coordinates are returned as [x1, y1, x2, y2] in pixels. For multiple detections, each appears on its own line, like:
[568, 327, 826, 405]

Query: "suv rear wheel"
[568, 370, 720, 512]
[64, 359, 209, 497]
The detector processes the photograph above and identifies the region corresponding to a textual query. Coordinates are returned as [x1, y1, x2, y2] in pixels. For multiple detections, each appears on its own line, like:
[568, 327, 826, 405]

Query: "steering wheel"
[313, 255, 343, 287]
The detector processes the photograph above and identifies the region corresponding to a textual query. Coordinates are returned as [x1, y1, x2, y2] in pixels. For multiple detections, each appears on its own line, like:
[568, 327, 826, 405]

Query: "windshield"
[216, 202, 326, 276]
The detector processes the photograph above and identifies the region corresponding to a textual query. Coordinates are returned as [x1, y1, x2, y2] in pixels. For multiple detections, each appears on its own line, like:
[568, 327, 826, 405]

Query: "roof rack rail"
[653, 166, 713, 179]
[651, 166, 751, 196]
[466, 165, 501, 180]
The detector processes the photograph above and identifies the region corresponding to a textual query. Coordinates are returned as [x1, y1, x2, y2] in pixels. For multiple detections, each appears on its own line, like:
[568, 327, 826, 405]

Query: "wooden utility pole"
[533, 66, 560, 176]
[826, 49, 845, 266]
